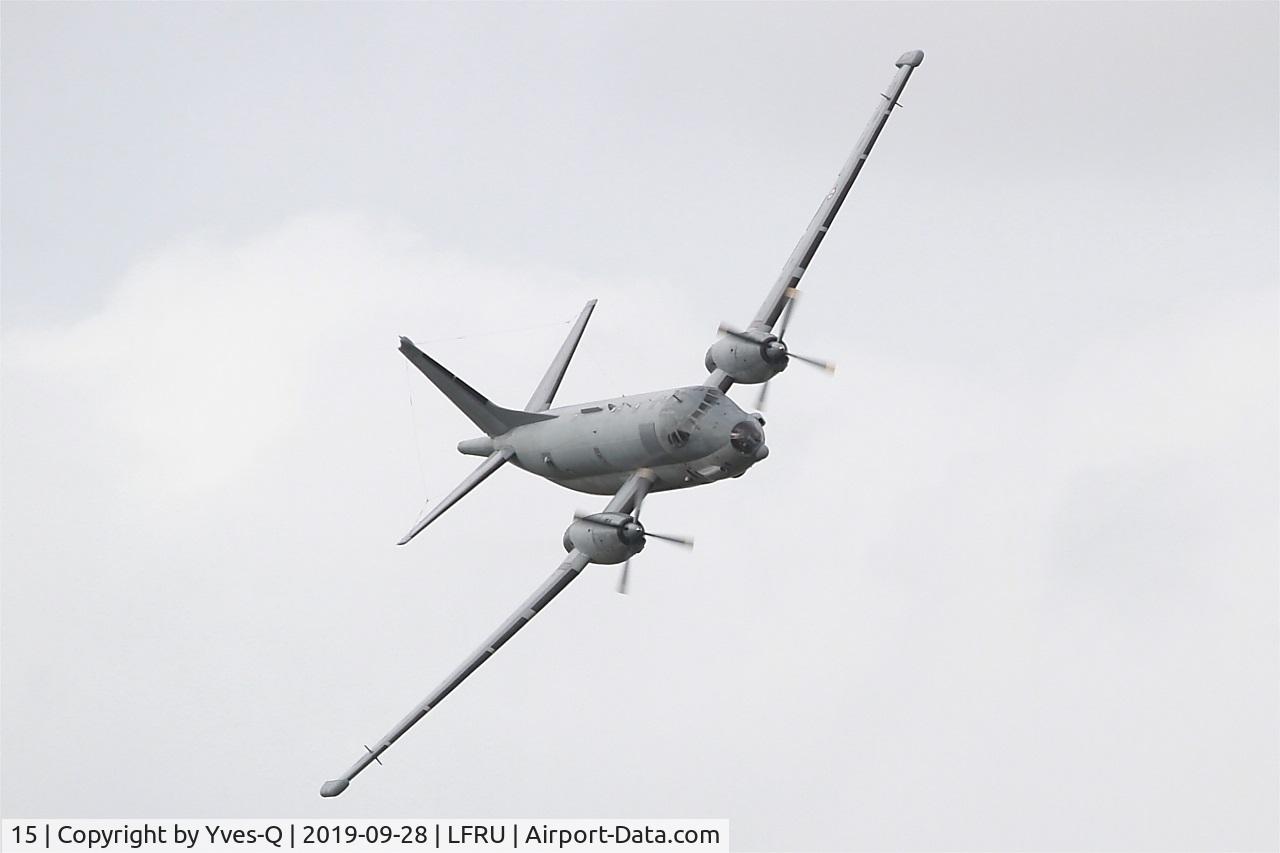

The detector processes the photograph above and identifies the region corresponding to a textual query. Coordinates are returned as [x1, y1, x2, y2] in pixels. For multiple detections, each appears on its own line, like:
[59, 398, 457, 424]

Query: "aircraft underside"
[525, 456, 751, 495]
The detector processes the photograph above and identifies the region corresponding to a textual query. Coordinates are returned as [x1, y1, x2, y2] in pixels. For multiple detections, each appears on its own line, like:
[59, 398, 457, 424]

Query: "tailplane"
[395, 302, 595, 546]
[397, 448, 513, 545]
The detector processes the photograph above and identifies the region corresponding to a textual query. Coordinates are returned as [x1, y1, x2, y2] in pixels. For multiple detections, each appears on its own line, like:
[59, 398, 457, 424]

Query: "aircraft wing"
[320, 470, 650, 797]
[707, 50, 924, 390]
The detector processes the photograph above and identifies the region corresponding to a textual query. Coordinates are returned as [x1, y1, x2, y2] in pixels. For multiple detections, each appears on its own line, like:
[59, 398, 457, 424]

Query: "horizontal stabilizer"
[399, 337, 555, 437]
[398, 448, 514, 546]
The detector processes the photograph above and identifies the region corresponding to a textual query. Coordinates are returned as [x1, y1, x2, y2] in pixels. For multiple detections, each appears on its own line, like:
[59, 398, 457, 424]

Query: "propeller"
[572, 499, 693, 594]
[718, 288, 835, 410]
[572, 511, 694, 549]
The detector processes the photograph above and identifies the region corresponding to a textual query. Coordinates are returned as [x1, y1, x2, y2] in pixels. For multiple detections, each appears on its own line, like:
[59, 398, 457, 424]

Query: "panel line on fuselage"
[497, 385, 764, 495]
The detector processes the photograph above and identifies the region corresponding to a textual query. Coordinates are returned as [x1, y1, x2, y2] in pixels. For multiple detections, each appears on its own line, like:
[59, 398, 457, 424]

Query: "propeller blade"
[788, 352, 836, 373]
[616, 488, 645, 595]
[574, 511, 624, 528]
[776, 289, 800, 341]
[716, 323, 758, 344]
[755, 379, 772, 411]
[644, 531, 695, 548]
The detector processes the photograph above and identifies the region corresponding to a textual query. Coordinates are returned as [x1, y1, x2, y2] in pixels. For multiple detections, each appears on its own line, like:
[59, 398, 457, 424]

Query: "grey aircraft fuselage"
[459, 385, 768, 495]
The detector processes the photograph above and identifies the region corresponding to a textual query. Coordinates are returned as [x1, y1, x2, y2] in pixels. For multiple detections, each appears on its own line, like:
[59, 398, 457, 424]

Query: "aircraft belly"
[552, 460, 721, 495]
[510, 412, 683, 478]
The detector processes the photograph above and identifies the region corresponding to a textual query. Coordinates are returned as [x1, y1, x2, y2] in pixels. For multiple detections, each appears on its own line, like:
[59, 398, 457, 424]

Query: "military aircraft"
[321, 49, 924, 798]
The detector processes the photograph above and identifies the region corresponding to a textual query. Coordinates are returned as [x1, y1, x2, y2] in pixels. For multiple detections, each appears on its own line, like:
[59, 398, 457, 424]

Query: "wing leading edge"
[320, 470, 651, 797]
[706, 49, 924, 391]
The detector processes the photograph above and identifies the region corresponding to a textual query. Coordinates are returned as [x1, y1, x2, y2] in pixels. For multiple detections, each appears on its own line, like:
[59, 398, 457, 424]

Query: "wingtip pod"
[896, 49, 925, 68]
[320, 779, 350, 798]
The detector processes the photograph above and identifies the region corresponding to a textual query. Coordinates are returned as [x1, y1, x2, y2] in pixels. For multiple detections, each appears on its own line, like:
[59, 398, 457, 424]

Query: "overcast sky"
[2, 3, 1277, 850]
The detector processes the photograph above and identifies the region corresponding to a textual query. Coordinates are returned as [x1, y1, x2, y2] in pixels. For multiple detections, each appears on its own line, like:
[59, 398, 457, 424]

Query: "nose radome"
[896, 49, 925, 68]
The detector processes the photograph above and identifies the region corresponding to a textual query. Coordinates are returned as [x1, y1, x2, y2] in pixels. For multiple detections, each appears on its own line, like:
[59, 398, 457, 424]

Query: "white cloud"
[2, 2, 1276, 843]
[7, 212, 642, 494]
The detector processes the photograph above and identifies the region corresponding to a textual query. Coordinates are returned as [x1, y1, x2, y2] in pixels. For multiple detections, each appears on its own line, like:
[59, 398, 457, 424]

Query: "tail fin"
[399, 337, 555, 437]
[525, 299, 597, 412]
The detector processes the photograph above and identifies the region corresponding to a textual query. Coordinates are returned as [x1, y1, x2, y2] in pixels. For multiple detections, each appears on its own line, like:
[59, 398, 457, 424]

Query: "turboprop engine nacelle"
[704, 332, 788, 385]
[562, 512, 645, 565]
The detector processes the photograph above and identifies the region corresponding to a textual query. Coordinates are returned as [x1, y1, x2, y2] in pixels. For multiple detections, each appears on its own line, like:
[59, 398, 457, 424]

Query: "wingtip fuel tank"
[320, 779, 349, 797]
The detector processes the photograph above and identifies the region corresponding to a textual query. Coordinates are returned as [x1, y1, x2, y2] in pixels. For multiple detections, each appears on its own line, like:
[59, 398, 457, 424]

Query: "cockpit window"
[729, 420, 764, 454]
